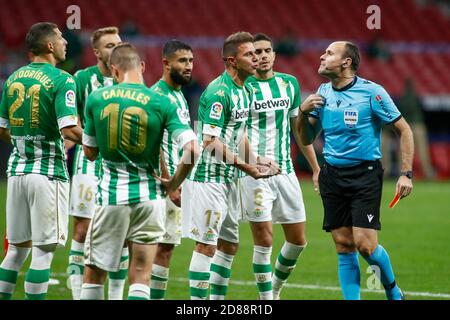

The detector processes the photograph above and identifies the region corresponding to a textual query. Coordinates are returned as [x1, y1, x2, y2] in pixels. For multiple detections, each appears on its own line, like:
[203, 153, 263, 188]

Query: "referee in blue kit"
[298, 41, 414, 300]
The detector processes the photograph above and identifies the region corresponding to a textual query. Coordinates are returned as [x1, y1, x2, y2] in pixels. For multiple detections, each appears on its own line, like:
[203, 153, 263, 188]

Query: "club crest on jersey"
[65, 90, 76, 107]
[177, 108, 190, 125]
[253, 207, 263, 217]
[209, 102, 223, 120]
[90, 74, 102, 91]
[203, 228, 216, 242]
[344, 109, 358, 128]
[104, 77, 114, 87]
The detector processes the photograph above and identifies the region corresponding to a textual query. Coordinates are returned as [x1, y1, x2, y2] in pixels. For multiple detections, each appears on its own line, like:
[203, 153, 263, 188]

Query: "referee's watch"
[400, 171, 413, 179]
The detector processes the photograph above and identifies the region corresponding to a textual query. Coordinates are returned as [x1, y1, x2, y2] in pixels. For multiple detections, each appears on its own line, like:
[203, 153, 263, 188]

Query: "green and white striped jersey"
[83, 82, 196, 205]
[150, 80, 191, 176]
[0, 62, 78, 182]
[189, 71, 251, 183]
[72, 65, 114, 177]
[246, 72, 301, 174]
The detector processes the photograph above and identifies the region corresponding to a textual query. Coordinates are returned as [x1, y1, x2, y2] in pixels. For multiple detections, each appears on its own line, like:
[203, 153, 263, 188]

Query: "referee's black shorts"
[319, 160, 383, 232]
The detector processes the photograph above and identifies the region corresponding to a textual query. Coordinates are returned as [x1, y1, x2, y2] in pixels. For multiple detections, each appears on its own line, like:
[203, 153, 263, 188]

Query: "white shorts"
[240, 172, 306, 224]
[159, 197, 182, 245]
[84, 200, 165, 272]
[181, 179, 241, 245]
[69, 174, 98, 218]
[6, 174, 69, 247]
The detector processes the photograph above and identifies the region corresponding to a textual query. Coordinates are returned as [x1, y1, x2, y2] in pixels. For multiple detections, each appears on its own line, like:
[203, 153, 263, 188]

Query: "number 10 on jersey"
[101, 103, 148, 154]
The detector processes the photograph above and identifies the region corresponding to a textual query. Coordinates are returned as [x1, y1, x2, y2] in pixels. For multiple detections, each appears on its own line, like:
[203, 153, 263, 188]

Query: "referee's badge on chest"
[344, 109, 358, 128]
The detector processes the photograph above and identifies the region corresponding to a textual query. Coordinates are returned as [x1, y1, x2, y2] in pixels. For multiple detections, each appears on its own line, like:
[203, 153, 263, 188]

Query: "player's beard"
[170, 68, 191, 86]
[100, 55, 111, 75]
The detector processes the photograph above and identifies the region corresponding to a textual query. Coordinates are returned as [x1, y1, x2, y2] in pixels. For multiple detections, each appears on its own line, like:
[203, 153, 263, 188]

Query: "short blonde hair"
[222, 31, 254, 59]
[109, 42, 141, 71]
[91, 26, 119, 49]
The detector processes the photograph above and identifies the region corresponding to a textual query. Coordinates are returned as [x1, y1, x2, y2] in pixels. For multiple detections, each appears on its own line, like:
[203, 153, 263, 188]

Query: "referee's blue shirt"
[310, 76, 402, 168]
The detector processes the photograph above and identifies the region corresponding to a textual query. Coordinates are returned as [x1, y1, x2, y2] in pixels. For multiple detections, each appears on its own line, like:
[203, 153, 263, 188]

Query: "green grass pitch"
[0, 179, 449, 300]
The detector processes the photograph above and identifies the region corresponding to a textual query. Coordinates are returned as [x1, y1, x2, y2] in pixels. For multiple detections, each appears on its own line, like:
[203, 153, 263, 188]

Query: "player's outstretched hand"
[396, 175, 413, 198]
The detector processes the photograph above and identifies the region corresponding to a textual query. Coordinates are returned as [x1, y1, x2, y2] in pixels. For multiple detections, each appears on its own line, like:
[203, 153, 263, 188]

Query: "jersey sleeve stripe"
[57, 115, 78, 130]
[176, 130, 197, 149]
[386, 114, 403, 125]
[82, 133, 98, 147]
[203, 124, 221, 137]
[289, 107, 299, 118]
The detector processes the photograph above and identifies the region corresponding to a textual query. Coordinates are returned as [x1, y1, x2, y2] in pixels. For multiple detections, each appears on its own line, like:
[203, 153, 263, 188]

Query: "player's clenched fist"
[300, 94, 325, 114]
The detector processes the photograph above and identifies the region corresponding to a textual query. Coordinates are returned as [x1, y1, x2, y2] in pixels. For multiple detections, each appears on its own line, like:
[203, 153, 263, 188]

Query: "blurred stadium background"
[0, 0, 449, 300]
[1, 0, 450, 179]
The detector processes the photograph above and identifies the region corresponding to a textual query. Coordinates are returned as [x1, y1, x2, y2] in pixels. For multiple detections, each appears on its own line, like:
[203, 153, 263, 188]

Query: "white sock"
[150, 264, 169, 300]
[189, 251, 211, 300]
[108, 278, 126, 300]
[68, 240, 84, 300]
[108, 247, 128, 300]
[24, 246, 54, 300]
[128, 283, 150, 300]
[253, 245, 273, 300]
[80, 283, 104, 300]
[0, 245, 30, 299]
[210, 250, 234, 300]
[273, 241, 306, 299]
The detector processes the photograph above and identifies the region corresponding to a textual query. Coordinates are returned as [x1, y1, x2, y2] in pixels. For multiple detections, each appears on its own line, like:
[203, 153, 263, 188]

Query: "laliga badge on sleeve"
[388, 193, 401, 208]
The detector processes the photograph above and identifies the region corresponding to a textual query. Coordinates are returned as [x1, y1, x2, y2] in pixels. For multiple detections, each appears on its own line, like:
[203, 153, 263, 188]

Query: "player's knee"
[156, 243, 175, 262]
[84, 264, 107, 284]
[254, 233, 272, 247]
[72, 231, 87, 243]
[356, 243, 377, 257]
[286, 234, 307, 246]
[256, 238, 272, 247]
[334, 236, 355, 253]
[217, 240, 239, 256]
[195, 243, 216, 257]
[291, 238, 308, 247]
[73, 218, 90, 242]
[223, 243, 239, 256]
